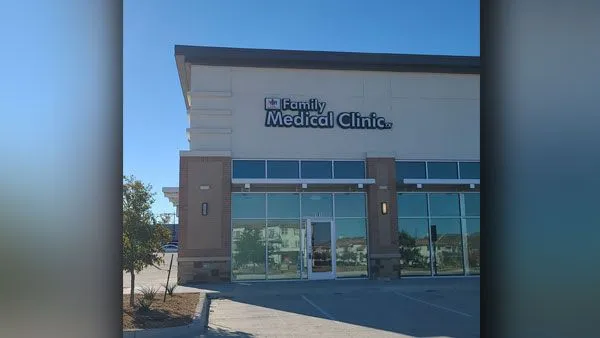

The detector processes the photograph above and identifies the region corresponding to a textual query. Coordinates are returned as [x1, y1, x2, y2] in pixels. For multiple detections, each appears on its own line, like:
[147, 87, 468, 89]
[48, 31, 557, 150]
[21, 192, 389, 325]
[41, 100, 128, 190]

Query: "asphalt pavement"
[198, 278, 480, 338]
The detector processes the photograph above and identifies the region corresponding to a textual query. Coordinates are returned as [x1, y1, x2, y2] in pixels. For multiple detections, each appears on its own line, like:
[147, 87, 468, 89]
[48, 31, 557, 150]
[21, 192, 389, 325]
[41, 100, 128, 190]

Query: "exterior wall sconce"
[201, 202, 208, 216]
[381, 202, 389, 215]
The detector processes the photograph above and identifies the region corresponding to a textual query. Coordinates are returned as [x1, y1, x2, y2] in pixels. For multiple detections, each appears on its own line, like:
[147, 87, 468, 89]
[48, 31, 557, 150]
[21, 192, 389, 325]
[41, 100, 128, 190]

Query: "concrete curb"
[122, 293, 209, 338]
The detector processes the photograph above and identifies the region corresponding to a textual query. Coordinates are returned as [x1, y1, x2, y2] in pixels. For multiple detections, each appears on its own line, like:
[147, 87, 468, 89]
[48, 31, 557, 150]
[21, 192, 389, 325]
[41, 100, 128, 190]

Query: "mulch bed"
[123, 293, 201, 330]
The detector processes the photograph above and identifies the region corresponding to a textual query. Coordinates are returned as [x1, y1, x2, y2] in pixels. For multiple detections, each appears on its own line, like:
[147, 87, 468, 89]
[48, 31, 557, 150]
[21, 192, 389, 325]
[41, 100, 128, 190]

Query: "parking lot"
[202, 278, 480, 338]
[123, 255, 479, 337]
[122, 253, 178, 294]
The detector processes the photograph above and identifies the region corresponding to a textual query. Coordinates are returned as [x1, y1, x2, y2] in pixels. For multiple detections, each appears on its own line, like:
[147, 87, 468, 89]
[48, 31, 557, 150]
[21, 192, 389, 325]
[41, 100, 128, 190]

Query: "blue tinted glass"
[427, 162, 458, 179]
[232, 193, 266, 218]
[267, 161, 299, 178]
[430, 218, 464, 274]
[334, 193, 366, 217]
[267, 193, 300, 218]
[463, 193, 480, 216]
[429, 193, 460, 216]
[301, 193, 333, 218]
[333, 161, 365, 179]
[301, 161, 332, 179]
[233, 160, 265, 179]
[460, 162, 480, 179]
[396, 162, 426, 182]
[397, 193, 428, 217]
[335, 218, 368, 278]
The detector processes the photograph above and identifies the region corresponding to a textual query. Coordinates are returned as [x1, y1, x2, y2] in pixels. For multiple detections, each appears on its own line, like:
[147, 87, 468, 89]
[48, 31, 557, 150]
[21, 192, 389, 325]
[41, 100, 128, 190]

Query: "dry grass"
[122, 293, 200, 329]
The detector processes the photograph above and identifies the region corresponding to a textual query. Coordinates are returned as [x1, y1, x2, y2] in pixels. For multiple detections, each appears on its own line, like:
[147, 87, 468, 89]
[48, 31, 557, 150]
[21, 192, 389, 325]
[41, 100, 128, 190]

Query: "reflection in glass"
[466, 218, 480, 275]
[430, 218, 464, 275]
[429, 193, 461, 217]
[334, 193, 366, 218]
[463, 193, 480, 216]
[267, 193, 300, 218]
[232, 193, 266, 219]
[397, 218, 431, 276]
[301, 220, 308, 279]
[301, 193, 333, 218]
[311, 222, 332, 273]
[231, 220, 266, 280]
[267, 220, 301, 279]
[335, 218, 368, 278]
[397, 193, 428, 217]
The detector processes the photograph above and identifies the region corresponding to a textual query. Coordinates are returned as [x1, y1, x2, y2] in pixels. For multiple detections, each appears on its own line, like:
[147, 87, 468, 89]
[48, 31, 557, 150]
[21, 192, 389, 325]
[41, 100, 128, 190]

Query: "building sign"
[264, 98, 393, 130]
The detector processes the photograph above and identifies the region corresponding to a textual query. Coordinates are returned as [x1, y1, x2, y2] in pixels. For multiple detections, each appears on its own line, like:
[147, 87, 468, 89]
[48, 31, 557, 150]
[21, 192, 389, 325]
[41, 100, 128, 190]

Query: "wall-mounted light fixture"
[201, 202, 208, 216]
[381, 202, 389, 215]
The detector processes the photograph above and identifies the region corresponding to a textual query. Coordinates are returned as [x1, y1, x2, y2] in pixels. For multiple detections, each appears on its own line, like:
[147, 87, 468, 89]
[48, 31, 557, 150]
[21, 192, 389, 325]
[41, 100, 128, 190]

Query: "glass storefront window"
[396, 161, 426, 182]
[465, 218, 480, 275]
[463, 193, 480, 216]
[429, 193, 461, 217]
[430, 218, 464, 275]
[267, 193, 300, 218]
[301, 193, 333, 218]
[333, 161, 365, 179]
[397, 193, 428, 217]
[459, 162, 480, 179]
[334, 193, 365, 218]
[300, 161, 332, 179]
[232, 193, 266, 219]
[232, 160, 265, 179]
[335, 218, 368, 278]
[427, 162, 459, 179]
[397, 218, 431, 276]
[231, 220, 267, 280]
[267, 220, 301, 280]
[267, 160, 299, 179]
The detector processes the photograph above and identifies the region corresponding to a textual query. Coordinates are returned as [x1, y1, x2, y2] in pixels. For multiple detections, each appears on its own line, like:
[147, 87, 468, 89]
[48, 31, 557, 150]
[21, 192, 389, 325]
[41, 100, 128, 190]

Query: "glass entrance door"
[306, 219, 335, 280]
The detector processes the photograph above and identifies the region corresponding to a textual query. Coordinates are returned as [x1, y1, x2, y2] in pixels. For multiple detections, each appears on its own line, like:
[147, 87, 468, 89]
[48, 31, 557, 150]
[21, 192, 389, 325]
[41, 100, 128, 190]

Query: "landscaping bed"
[123, 292, 201, 330]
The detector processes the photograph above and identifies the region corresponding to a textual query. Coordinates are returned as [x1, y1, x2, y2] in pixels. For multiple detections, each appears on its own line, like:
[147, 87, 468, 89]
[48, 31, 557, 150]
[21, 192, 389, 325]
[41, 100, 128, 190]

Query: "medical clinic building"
[164, 45, 480, 284]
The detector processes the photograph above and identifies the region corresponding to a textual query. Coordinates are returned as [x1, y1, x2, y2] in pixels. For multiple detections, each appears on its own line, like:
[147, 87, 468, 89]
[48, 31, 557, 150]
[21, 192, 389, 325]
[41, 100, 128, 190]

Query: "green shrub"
[137, 286, 159, 311]
[165, 283, 177, 296]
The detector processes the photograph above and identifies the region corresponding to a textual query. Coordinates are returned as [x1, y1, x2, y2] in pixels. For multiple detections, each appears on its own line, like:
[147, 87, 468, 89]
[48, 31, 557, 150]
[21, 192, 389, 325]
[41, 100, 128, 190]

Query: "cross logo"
[265, 97, 281, 110]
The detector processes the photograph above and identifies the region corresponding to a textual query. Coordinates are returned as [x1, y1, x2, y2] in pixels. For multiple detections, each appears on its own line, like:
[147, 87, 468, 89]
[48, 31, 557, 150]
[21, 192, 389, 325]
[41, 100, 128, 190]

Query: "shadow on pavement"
[190, 278, 480, 338]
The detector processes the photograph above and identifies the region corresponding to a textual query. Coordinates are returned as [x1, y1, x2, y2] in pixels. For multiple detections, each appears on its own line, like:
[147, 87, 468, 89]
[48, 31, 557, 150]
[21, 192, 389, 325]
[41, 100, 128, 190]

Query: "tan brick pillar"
[178, 156, 232, 283]
[366, 157, 401, 279]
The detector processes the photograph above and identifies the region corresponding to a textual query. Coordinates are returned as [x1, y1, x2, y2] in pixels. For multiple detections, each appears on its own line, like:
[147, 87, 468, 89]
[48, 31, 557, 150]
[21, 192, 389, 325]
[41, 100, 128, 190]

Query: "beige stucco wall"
[186, 65, 479, 160]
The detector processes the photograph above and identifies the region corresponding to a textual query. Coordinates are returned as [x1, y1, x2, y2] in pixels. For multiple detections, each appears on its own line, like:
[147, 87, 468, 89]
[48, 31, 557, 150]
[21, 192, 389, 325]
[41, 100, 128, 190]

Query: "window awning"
[231, 178, 376, 185]
[402, 178, 480, 186]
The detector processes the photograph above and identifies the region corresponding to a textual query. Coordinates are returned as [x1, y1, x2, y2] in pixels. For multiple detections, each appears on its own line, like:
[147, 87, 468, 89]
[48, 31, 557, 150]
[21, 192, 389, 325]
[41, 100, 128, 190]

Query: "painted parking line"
[301, 295, 336, 321]
[393, 291, 472, 318]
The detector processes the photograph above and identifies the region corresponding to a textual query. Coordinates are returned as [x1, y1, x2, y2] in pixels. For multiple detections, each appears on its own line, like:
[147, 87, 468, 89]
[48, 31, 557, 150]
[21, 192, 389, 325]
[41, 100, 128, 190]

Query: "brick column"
[366, 157, 401, 279]
[178, 156, 232, 283]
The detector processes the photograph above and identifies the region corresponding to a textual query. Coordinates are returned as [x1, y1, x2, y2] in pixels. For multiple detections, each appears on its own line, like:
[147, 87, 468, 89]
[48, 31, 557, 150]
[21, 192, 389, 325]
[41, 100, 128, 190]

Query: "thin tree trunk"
[129, 271, 135, 308]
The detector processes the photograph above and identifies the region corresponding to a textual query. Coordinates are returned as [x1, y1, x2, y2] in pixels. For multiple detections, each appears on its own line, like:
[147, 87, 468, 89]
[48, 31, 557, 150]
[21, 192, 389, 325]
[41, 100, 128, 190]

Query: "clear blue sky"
[124, 0, 480, 216]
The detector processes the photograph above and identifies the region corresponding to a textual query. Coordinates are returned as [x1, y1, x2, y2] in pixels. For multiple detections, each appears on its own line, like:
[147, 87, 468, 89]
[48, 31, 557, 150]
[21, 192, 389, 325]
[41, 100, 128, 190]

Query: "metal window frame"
[231, 191, 368, 282]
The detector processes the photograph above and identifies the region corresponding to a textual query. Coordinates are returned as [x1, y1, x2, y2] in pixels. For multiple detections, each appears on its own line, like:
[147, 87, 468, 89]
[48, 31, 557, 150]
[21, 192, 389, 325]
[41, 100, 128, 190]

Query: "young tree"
[122, 175, 171, 307]
[233, 228, 265, 273]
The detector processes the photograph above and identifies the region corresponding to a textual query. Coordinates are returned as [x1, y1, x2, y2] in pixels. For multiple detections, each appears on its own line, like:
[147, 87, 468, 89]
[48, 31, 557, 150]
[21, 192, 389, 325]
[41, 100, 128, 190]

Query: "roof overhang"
[162, 187, 179, 207]
[174, 45, 480, 110]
